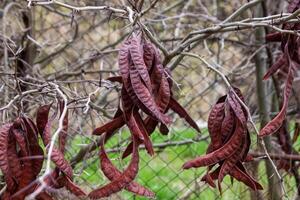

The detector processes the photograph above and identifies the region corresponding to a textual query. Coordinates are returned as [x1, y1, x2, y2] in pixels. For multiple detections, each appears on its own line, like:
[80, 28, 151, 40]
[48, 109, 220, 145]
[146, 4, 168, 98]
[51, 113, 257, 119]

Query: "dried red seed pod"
[168, 97, 200, 132]
[36, 192, 54, 200]
[263, 55, 286, 80]
[183, 119, 245, 169]
[129, 66, 171, 125]
[36, 104, 52, 136]
[0, 123, 16, 193]
[56, 175, 86, 197]
[92, 116, 125, 136]
[99, 135, 155, 198]
[260, 44, 297, 137]
[183, 87, 260, 191]
[207, 102, 225, 151]
[89, 135, 140, 199]
[288, 0, 300, 13]
[129, 33, 153, 92]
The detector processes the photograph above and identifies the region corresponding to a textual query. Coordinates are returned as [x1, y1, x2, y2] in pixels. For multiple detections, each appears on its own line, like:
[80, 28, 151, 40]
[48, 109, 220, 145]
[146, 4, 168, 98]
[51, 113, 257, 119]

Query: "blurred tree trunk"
[253, 2, 283, 200]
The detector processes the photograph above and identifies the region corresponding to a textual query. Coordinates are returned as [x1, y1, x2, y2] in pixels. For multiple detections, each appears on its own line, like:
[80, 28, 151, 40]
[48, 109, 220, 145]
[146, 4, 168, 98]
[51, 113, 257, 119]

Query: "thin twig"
[28, 0, 127, 14]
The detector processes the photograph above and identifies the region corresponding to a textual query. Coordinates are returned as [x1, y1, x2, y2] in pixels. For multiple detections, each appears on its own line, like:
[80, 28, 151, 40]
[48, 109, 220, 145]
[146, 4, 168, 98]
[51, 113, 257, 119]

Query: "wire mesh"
[0, 0, 300, 200]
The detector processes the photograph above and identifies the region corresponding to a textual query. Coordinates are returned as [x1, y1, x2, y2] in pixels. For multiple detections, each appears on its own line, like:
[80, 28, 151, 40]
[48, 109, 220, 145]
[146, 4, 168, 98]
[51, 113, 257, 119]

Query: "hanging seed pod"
[183, 87, 262, 191]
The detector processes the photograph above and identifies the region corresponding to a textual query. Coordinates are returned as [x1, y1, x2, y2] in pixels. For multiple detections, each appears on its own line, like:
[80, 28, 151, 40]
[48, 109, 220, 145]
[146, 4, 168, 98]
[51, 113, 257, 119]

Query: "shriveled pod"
[0, 123, 16, 193]
[99, 134, 155, 198]
[129, 65, 171, 125]
[89, 135, 140, 199]
[217, 134, 246, 191]
[183, 119, 245, 169]
[56, 175, 86, 197]
[260, 44, 297, 137]
[93, 115, 125, 136]
[129, 33, 153, 92]
[168, 97, 200, 132]
[207, 99, 225, 151]
[143, 42, 155, 71]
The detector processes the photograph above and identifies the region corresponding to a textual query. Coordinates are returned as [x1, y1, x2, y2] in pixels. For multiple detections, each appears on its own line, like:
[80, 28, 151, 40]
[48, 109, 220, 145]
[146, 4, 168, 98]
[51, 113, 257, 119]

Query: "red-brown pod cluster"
[182, 88, 263, 192]
[0, 102, 85, 200]
[261, 0, 300, 137]
[89, 32, 200, 199]
[0, 117, 45, 199]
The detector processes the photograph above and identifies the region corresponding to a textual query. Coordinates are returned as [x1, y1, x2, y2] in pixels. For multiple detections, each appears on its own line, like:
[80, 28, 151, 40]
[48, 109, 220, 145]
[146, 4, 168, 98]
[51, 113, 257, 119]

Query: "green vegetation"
[67, 127, 297, 199]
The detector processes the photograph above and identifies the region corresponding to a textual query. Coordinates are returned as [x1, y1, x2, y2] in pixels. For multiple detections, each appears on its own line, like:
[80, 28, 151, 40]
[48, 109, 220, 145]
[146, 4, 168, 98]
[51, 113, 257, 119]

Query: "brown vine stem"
[181, 52, 288, 199]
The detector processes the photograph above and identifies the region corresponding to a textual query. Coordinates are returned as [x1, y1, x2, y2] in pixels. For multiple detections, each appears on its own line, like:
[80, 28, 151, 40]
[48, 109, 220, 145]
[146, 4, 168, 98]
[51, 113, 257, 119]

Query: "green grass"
[67, 127, 298, 200]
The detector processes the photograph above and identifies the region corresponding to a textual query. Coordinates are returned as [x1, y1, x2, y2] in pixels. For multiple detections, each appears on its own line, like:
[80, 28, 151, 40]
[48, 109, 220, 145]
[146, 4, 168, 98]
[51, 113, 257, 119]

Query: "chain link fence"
[1, 0, 300, 199]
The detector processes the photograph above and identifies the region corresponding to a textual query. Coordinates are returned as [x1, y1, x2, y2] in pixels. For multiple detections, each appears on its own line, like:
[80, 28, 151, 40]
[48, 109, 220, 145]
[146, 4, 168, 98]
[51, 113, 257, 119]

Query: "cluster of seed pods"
[89, 32, 200, 199]
[0, 102, 85, 200]
[182, 88, 263, 192]
[261, 0, 300, 137]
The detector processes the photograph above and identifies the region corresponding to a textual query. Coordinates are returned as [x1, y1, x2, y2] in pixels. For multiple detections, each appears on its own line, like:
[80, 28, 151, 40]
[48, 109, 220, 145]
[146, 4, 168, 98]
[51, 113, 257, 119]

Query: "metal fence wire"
[1, 0, 300, 199]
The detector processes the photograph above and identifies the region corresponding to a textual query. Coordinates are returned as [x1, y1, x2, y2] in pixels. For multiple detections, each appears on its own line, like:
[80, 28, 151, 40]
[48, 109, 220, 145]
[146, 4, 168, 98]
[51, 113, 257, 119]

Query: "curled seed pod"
[103, 107, 125, 143]
[201, 166, 221, 188]
[230, 163, 263, 190]
[127, 110, 154, 156]
[288, 0, 300, 12]
[129, 33, 153, 92]
[99, 135, 155, 198]
[12, 128, 29, 157]
[89, 135, 140, 199]
[156, 74, 171, 111]
[183, 119, 244, 169]
[168, 97, 200, 132]
[39, 107, 73, 178]
[7, 129, 23, 188]
[36, 104, 52, 136]
[263, 55, 286, 80]
[207, 101, 225, 151]
[122, 115, 161, 159]
[133, 111, 154, 155]
[50, 148, 73, 178]
[143, 42, 155, 71]
[0, 123, 16, 193]
[36, 192, 54, 200]
[130, 66, 171, 125]
[221, 103, 235, 143]
[57, 175, 86, 197]
[259, 45, 296, 137]
[92, 116, 125, 136]
[21, 117, 44, 177]
[118, 40, 131, 84]
[227, 90, 246, 124]
[217, 135, 246, 189]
